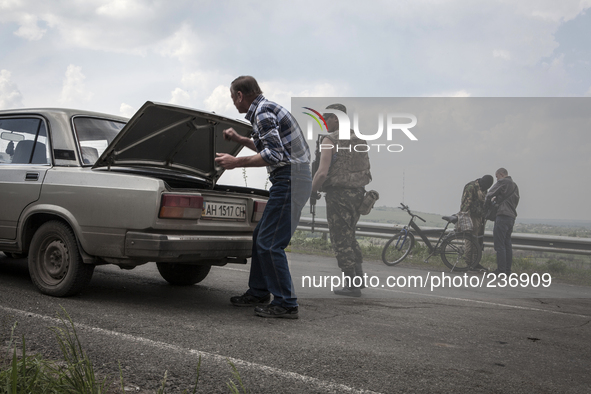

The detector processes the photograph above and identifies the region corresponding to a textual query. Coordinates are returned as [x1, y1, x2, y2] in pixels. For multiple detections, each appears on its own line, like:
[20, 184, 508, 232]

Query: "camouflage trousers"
[465, 215, 484, 264]
[325, 187, 365, 272]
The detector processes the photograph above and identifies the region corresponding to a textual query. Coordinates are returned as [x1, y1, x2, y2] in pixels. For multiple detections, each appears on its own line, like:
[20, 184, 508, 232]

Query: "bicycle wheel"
[440, 232, 482, 272]
[382, 231, 415, 266]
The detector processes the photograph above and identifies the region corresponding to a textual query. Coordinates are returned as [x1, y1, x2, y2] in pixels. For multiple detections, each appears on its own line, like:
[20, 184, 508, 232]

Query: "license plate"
[202, 202, 246, 220]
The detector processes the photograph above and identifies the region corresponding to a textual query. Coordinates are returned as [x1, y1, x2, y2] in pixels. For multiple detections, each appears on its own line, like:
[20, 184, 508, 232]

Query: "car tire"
[28, 221, 94, 297]
[156, 263, 211, 286]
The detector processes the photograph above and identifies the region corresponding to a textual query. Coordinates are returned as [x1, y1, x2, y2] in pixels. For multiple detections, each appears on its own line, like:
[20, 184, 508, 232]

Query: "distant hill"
[514, 218, 591, 229]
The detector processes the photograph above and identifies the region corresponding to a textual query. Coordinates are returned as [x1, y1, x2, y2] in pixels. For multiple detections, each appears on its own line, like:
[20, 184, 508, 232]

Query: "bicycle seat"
[442, 215, 458, 224]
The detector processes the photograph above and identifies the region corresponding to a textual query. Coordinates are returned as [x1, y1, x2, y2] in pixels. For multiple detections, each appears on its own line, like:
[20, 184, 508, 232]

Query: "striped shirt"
[245, 95, 310, 171]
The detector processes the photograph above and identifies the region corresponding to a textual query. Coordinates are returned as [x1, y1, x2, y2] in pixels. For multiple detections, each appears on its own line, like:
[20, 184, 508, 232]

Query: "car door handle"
[25, 172, 39, 181]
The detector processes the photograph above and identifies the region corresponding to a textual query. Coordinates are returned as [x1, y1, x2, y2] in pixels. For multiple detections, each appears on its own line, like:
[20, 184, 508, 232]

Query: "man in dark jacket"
[485, 168, 520, 276]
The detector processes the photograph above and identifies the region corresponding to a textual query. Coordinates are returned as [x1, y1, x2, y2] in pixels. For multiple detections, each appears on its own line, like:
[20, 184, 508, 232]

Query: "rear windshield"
[73, 117, 126, 165]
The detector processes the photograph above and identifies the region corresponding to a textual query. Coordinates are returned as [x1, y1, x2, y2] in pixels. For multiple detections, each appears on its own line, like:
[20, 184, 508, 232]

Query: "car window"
[0, 118, 50, 165]
[73, 117, 126, 165]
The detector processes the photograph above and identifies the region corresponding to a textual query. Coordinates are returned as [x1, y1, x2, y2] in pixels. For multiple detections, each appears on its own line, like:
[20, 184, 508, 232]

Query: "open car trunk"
[93, 101, 253, 188]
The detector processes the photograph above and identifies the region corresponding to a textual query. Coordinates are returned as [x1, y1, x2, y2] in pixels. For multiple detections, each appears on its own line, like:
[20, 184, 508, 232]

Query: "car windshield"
[73, 117, 126, 165]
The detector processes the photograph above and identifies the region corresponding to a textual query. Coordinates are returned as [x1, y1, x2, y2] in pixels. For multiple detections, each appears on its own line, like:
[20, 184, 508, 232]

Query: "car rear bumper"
[124, 232, 253, 263]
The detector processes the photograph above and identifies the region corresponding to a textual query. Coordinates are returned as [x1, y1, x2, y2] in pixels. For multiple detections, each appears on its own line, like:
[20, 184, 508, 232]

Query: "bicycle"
[381, 203, 482, 272]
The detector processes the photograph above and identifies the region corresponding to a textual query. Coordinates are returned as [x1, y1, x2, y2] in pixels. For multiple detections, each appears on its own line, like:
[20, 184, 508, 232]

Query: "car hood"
[93, 101, 252, 186]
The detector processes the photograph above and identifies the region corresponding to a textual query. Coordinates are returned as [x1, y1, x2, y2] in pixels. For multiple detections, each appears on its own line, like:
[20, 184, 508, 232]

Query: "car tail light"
[252, 200, 267, 222]
[159, 194, 203, 219]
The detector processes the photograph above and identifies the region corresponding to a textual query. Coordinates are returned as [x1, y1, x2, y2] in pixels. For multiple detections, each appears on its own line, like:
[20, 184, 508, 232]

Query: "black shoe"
[230, 293, 271, 307]
[470, 264, 489, 272]
[333, 287, 361, 297]
[254, 304, 299, 319]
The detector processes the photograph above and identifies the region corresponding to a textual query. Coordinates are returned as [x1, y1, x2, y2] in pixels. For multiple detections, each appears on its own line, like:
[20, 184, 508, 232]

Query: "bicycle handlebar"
[399, 203, 426, 222]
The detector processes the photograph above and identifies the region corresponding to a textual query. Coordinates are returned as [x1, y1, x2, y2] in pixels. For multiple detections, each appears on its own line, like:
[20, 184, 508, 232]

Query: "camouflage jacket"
[322, 131, 372, 189]
[460, 180, 485, 218]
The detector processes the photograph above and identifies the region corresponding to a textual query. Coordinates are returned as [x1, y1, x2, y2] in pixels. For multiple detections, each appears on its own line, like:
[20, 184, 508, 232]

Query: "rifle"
[310, 195, 317, 233]
[310, 134, 326, 233]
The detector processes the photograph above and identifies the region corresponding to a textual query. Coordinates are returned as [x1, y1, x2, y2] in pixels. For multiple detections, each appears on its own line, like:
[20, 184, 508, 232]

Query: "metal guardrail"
[297, 217, 591, 256]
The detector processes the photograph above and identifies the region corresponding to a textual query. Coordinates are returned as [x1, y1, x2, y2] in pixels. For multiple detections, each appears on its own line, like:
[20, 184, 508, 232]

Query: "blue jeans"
[246, 164, 312, 308]
[493, 215, 515, 274]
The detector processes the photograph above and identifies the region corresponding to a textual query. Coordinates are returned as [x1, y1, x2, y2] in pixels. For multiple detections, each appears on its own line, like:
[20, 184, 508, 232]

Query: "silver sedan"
[0, 102, 268, 296]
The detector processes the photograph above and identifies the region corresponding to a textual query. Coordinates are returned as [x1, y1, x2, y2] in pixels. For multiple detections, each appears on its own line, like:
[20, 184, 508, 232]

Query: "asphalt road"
[0, 252, 590, 393]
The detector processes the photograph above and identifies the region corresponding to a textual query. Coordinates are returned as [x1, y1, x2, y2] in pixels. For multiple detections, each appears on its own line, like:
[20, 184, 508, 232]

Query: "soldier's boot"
[334, 269, 362, 297]
[355, 262, 366, 289]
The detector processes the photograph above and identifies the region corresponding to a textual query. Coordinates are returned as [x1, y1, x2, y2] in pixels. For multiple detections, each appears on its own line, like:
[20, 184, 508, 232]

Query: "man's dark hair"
[231, 76, 263, 99]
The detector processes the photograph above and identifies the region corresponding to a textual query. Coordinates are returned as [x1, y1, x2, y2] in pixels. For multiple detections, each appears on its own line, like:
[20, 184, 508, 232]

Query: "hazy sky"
[1, 1, 590, 220]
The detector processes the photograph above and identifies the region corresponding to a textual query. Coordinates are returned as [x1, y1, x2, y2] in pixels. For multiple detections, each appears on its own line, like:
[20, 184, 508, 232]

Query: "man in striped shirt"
[215, 76, 311, 319]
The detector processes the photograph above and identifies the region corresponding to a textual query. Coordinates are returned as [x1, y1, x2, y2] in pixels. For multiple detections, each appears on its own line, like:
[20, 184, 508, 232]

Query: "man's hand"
[222, 127, 257, 152]
[310, 191, 321, 204]
[222, 127, 240, 142]
[215, 153, 238, 169]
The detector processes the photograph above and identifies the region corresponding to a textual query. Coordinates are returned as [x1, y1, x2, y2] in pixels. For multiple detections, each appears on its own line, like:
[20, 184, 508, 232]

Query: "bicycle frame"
[402, 214, 454, 260]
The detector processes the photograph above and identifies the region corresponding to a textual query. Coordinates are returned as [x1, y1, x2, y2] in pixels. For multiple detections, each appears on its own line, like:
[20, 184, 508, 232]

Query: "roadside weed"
[1, 310, 248, 393]
[227, 359, 249, 394]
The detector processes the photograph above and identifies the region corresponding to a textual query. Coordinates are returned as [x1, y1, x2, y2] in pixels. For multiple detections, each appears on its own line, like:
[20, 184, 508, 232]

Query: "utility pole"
[402, 169, 405, 204]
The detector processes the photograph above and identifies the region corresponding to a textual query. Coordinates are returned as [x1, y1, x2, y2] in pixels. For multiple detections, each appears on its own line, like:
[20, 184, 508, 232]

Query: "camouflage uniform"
[322, 131, 372, 274]
[460, 179, 485, 263]
[326, 188, 365, 271]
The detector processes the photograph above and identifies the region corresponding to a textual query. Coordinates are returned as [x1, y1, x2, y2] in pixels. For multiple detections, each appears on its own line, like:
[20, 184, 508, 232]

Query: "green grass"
[477, 251, 591, 286]
[1, 308, 249, 394]
[0, 323, 58, 394]
[226, 360, 249, 394]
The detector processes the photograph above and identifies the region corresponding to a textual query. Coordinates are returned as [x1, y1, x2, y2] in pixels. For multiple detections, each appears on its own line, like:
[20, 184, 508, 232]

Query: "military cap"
[479, 175, 494, 190]
[323, 103, 347, 119]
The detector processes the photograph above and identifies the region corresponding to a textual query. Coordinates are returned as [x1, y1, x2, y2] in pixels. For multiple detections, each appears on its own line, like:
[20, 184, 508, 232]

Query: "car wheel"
[156, 263, 211, 286]
[28, 221, 94, 297]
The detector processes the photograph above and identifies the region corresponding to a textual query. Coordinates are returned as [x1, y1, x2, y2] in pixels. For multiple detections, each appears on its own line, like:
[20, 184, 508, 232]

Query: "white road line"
[0, 305, 382, 394]
[368, 287, 591, 318]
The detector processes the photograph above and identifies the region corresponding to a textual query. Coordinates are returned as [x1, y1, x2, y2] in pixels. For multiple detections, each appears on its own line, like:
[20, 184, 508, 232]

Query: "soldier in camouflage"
[460, 175, 494, 271]
[311, 103, 372, 297]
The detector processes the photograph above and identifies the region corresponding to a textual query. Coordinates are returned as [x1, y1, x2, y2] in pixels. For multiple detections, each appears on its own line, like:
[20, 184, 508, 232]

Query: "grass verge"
[0, 308, 249, 394]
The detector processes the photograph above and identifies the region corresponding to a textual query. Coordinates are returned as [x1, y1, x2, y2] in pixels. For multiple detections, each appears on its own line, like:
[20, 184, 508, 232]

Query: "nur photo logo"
[302, 106, 418, 153]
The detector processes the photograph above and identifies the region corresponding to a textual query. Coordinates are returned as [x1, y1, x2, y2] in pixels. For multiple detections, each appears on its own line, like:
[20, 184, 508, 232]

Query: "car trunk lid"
[93, 101, 252, 187]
